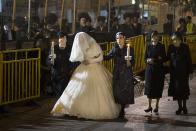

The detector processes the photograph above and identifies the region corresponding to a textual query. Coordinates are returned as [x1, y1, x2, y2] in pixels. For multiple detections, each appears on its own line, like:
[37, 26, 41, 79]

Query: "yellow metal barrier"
[161, 34, 171, 52]
[183, 35, 196, 64]
[183, 34, 196, 43]
[129, 35, 146, 74]
[188, 42, 196, 65]
[0, 48, 40, 105]
[101, 42, 114, 73]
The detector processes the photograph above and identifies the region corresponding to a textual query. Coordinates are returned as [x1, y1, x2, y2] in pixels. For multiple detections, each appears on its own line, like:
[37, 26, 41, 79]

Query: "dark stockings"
[119, 104, 125, 117]
[176, 99, 188, 115]
[177, 99, 187, 109]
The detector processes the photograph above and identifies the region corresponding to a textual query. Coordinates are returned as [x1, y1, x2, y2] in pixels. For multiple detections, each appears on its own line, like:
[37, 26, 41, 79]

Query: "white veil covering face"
[69, 32, 102, 62]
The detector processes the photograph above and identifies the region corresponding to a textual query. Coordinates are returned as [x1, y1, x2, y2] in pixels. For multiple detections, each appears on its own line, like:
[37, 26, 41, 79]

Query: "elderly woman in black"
[144, 31, 166, 114]
[167, 32, 193, 115]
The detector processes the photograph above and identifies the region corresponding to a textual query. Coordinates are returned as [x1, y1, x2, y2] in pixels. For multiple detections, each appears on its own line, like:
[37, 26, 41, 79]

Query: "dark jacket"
[167, 43, 192, 100]
[144, 42, 166, 99]
[104, 43, 135, 104]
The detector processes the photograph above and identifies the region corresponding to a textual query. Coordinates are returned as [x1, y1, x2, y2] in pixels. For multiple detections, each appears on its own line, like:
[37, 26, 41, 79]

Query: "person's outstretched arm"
[103, 46, 115, 60]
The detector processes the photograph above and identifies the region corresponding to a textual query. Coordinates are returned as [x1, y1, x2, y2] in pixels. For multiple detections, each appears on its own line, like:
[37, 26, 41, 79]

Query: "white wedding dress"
[51, 32, 120, 120]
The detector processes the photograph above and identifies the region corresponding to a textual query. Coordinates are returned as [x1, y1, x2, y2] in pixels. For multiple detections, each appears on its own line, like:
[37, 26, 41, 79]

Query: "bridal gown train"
[51, 32, 120, 120]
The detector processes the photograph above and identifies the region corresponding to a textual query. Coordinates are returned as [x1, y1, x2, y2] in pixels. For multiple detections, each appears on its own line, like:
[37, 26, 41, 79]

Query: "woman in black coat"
[144, 31, 166, 114]
[167, 32, 193, 115]
[104, 32, 135, 118]
[48, 32, 72, 97]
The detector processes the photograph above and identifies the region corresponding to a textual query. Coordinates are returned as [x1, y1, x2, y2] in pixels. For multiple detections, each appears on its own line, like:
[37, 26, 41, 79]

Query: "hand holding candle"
[50, 41, 56, 65]
[125, 43, 132, 61]
[125, 43, 132, 67]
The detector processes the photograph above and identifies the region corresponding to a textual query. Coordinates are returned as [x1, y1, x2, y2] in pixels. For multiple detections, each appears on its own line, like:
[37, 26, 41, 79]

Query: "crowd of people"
[0, 12, 142, 45]
[0, 12, 194, 120]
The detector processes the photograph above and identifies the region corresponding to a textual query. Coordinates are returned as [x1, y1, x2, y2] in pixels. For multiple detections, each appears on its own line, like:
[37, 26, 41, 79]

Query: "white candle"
[127, 44, 130, 57]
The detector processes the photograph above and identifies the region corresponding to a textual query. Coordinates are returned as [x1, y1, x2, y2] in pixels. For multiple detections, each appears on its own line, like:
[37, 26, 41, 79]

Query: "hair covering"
[171, 31, 183, 41]
[151, 30, 159, 38]
[116, 32, 125, 39]
[57, 31, 67, 38]
[69, 32, 102, 62]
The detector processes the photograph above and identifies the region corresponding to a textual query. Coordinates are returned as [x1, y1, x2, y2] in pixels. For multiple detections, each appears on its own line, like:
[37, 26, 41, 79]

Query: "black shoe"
[176, 108, 183, 115]
[119, 107, 125, 117]
[118, 114, 124, 118]
[144, 107, 153, 113]
[183, 107, 188, 114]
[153, 108, 159, 113]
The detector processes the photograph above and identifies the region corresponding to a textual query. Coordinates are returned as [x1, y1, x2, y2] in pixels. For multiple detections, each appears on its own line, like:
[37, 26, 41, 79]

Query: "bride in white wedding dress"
[51, 32, 120, 120]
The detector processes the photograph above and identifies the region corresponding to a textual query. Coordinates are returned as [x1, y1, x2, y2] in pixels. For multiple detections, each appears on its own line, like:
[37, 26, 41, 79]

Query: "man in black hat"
[119, 13, 134, 38]
[76, 12, 93, 33]
[48, 31, 72, 97]
[104, 32, 135, 119]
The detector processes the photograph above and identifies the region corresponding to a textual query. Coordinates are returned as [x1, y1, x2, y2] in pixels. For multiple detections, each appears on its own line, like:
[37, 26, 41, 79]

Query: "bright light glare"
[131, 0, 136, 4]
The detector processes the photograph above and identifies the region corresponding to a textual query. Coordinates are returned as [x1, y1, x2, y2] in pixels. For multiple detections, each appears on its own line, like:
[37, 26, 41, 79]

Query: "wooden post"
[60, 0, 65, 31]
[97, 0, 101, 16]
[12, 0, 16, 30]
[72, 0, 77, 33]
[108, 0, 111, 32]
[44, 0, 48, 29]
[147, 0, 150, 20]
[0, 52, 3, 104]
[27, 0, 31, 38]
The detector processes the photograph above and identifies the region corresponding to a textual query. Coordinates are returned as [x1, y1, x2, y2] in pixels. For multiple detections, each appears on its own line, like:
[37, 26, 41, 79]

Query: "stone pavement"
[0, 74, 196, 131]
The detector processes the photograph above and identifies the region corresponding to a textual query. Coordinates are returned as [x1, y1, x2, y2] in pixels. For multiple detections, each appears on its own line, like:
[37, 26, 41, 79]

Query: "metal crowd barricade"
[0, 48, 41, 105]
[129, 35, 146, 74]
[184, 34, 196, 65]
[161, 34, 196, 65]
[161, 34, 171, 52]
[101, 42, 114, 73]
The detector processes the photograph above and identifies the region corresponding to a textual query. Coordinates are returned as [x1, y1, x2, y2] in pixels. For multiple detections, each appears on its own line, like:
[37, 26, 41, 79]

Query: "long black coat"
[104, 44, 135, 105]
[167, 43, 192, 100]
[48, 45, 72, 96]
[144, 42, 166, 99]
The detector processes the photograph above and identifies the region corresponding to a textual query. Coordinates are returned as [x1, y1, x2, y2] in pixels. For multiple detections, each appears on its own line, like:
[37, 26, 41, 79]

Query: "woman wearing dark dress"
[167, 32, 193, 115]
[144, 31, 166, 114]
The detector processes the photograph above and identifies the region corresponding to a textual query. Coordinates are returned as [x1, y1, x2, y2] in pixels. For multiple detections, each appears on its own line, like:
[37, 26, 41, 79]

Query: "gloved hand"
[147, 58, 154, 64]
[49, 54, 56, 59]
[125, 56, 132, 61]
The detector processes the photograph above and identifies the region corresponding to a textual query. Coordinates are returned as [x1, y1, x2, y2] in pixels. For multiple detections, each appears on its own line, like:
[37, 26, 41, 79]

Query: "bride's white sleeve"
[88, 53, 103, 63]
